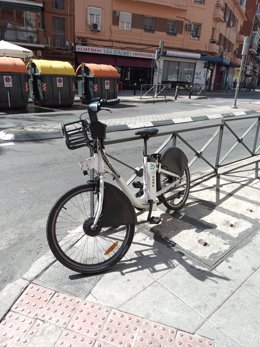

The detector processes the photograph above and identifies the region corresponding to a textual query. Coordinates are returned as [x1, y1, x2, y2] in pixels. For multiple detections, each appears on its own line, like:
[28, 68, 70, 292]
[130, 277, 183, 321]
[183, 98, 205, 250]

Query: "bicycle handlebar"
[87, 99, 107, 124]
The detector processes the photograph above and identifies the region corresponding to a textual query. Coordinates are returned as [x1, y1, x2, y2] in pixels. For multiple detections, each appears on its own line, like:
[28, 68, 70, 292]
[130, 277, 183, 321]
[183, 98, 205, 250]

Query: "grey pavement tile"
[158, 262, 239, 317]
[215, 232, 260, 285]
[33, 261, 102, 299]
[243, 267, 260, 297]
[90, 262, 154, 308]
[197, 321, 242, 347]
[119, 282, 205, 333]
[209, 287, 260, 347]
[124, 231, 184, 280]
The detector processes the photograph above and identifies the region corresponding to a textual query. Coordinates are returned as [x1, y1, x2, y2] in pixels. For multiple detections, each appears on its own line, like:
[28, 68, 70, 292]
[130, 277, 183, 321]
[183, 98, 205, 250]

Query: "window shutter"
[177, 20, 183, 34]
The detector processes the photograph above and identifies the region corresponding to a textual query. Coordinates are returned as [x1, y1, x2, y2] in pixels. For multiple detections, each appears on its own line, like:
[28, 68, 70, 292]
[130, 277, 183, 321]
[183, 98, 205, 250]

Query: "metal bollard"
[133, 83, 137, 96]
[175, 85, 178, 100]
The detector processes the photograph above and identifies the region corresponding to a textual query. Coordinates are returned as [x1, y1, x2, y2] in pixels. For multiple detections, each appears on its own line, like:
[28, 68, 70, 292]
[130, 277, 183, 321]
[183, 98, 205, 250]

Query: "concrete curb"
[0, 110, 258, 142]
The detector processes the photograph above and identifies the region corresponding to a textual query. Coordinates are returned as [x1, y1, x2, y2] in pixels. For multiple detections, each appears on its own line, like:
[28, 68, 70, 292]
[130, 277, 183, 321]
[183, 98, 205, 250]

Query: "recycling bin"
[76, 63, 120, 104]
[28, 59, 75, 107]
[0, 57, 29, 110]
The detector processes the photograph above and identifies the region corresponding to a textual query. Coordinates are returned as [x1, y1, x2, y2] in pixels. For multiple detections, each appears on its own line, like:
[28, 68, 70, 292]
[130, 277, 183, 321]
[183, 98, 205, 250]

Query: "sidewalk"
[0, 159, 259, 347]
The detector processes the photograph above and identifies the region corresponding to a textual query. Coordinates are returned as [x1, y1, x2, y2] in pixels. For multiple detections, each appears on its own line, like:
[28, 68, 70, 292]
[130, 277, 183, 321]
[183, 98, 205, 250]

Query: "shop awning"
[29, 59, 75, 75]
[201, 55, 230, 66]
[76, 63, 120, 78]
[0, 56, 27, 73]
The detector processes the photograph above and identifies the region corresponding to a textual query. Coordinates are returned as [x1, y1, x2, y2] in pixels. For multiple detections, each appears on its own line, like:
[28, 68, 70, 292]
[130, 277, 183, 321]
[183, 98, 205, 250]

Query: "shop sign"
[3, 76, 12, 87]
[76, 45, 155, 59]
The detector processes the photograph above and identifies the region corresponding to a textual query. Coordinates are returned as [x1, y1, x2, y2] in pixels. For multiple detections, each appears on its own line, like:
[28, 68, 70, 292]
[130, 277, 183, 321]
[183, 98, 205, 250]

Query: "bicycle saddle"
[135, 128, 159, 138]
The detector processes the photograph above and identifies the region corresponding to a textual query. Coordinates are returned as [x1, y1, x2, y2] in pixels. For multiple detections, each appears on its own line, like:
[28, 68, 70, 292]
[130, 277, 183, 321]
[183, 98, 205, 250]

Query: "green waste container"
[28, 59, 75, 107]
[76, 63, 120, 104]
[0, 57, 29, 110]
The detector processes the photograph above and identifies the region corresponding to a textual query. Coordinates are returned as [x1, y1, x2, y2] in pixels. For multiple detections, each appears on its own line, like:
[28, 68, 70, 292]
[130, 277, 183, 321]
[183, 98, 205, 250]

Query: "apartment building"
[74, 0, 249, 90]
[0, 0, 45, 57]
[43, 0, 75, 63]
[238, 0, 260, 89]
[0, 0, 75, 62]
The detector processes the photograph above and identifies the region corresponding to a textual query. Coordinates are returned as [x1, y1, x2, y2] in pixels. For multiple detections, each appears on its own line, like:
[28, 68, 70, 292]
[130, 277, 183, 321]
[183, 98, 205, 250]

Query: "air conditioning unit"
[186, 23, 193, 31]
[91, 23, 100, 31]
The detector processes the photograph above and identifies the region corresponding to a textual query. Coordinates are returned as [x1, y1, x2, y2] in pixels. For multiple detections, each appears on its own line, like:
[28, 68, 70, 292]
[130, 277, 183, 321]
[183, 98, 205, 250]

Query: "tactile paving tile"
[55, 330, 95, 347]
[12, 283, 55, 317]
[175, 330, 215, 347]
[38, 292, 82, 327]
[68, 301, 111, 339]
[0, 312, 41, 346]
[94, 341, 115, 347]
[134, 319, 177, 346]
[99, 309, 142, 347]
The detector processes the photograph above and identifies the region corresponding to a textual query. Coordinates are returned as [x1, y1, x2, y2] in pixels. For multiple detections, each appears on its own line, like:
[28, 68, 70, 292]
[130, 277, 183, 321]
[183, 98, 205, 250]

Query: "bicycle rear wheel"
[157, 165, 190, 210]
[47, 184, 135, 274]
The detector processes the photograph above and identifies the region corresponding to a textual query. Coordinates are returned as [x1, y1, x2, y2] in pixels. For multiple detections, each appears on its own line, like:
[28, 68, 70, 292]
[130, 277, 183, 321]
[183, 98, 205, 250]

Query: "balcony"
[237, 33, 244, 44]
[131, 0, 188, 9]
[0, 24, 41, 46]
[213, 3, 224, 22]
[256, 11, 260, 22]
[208, 40, 219, 54]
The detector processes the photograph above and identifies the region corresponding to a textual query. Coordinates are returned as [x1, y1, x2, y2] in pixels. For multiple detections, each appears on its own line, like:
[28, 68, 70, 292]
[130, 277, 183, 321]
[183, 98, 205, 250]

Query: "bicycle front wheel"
[157, 165, 190, 210]
[47, 184, 135, 274]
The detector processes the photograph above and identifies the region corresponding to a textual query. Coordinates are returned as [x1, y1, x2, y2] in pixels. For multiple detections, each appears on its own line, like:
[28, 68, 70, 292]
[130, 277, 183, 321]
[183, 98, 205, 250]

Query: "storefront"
[157, 50, 202, 88]
[75, 45, 155, 89]
[200, 55, 230, 90]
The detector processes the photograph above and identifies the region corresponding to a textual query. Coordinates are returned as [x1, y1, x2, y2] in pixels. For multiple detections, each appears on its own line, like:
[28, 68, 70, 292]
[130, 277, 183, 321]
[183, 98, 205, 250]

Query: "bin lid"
[0, 57, 27, 73]
[30, 59, 75, 76]
[76, 63, 120, 78]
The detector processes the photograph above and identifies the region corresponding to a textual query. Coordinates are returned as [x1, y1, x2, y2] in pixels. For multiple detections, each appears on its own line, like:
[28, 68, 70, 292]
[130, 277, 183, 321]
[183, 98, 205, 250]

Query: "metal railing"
[104, 114, 260, 184]
[140, 84, 168, 99]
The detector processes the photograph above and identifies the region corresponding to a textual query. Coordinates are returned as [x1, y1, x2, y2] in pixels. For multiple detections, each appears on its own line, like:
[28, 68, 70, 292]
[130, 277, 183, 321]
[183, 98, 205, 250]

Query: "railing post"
[215, 122, 224, 174]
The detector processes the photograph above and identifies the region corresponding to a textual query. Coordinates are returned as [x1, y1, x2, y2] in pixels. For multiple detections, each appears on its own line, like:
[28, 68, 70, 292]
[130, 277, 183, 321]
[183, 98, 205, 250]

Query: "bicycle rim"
[157, 166, 190, 210]
[47, 184, 135, 274]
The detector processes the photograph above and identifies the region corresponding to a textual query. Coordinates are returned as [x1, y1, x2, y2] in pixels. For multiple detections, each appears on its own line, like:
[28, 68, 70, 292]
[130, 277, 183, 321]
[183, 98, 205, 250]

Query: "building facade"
[0, 0, 75, 63]
[0, 0, 45, 57]
[74, 0, 249, 90]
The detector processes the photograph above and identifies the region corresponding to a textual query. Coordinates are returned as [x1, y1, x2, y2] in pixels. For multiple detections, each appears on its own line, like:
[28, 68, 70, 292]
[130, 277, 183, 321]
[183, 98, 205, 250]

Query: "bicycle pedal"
[149, 216, 161, 224]
[132, 181, 143, 189]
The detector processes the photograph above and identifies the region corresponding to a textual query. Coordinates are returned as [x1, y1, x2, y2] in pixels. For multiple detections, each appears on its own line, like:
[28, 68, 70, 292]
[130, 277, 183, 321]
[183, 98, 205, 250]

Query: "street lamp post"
[232, 36, 250, 109]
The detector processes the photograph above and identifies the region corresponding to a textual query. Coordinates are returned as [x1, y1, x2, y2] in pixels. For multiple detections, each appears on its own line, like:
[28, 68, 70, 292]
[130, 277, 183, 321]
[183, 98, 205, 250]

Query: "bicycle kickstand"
[147, 200, 161, 224]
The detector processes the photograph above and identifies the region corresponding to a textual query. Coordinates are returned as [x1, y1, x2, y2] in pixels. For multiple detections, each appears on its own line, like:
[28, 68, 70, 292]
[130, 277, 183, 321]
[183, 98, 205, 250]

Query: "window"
[162, 61, 195, 83]
[194, 0, 205, 3]
[191, 24, 201, 39]
[52, 0, 64, 10]
[144, 16, 155, 32]
[167, 20, 177, 35]
[119, 12, 132, 30]
[88, 7, 101, 29]
[52, 16, 65, 48]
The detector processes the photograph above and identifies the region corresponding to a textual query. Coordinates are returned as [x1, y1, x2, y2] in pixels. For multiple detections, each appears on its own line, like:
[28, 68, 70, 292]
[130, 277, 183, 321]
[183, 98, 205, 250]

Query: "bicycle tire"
[47, 184, 135, 274]
[157, 165, 190, 210]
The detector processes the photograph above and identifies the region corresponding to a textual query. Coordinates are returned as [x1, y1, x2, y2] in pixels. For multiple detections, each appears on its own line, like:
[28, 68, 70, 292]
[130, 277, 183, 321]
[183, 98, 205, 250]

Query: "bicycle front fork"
[91, 175, 104, 230]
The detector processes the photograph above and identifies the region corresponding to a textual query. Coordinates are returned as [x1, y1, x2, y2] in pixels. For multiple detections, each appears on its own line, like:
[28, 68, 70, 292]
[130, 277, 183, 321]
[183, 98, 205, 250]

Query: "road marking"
[0, 142, 14, 146]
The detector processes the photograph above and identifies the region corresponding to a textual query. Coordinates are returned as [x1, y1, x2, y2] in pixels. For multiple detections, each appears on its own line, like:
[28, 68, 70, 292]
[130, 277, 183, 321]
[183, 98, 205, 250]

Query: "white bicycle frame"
[80, 145, 182, 228]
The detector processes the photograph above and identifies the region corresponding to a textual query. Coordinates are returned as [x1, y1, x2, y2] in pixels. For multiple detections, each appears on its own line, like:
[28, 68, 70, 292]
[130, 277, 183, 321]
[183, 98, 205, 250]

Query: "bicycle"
[46, 99, 190, 275]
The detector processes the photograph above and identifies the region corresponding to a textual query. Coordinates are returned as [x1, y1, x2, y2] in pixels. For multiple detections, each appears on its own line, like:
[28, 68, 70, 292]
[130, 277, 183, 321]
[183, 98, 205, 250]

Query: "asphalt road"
[0, 94, 259, 291]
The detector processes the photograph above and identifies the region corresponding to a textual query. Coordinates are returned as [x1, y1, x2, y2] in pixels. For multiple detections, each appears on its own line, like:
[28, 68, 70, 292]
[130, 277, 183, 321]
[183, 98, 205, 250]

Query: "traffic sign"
[3, 76, 12, 88]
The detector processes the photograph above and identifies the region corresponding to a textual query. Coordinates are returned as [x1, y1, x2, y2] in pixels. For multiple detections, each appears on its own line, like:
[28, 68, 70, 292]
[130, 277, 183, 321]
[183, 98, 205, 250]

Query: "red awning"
[115, 56, 153, 68]
[77, 53, 116, 65]
[76, 53, 153, 68]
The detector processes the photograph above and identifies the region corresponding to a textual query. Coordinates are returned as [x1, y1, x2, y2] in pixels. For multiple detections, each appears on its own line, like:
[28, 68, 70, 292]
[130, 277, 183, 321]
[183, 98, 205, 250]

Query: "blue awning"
[200, 55, 230, 66]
